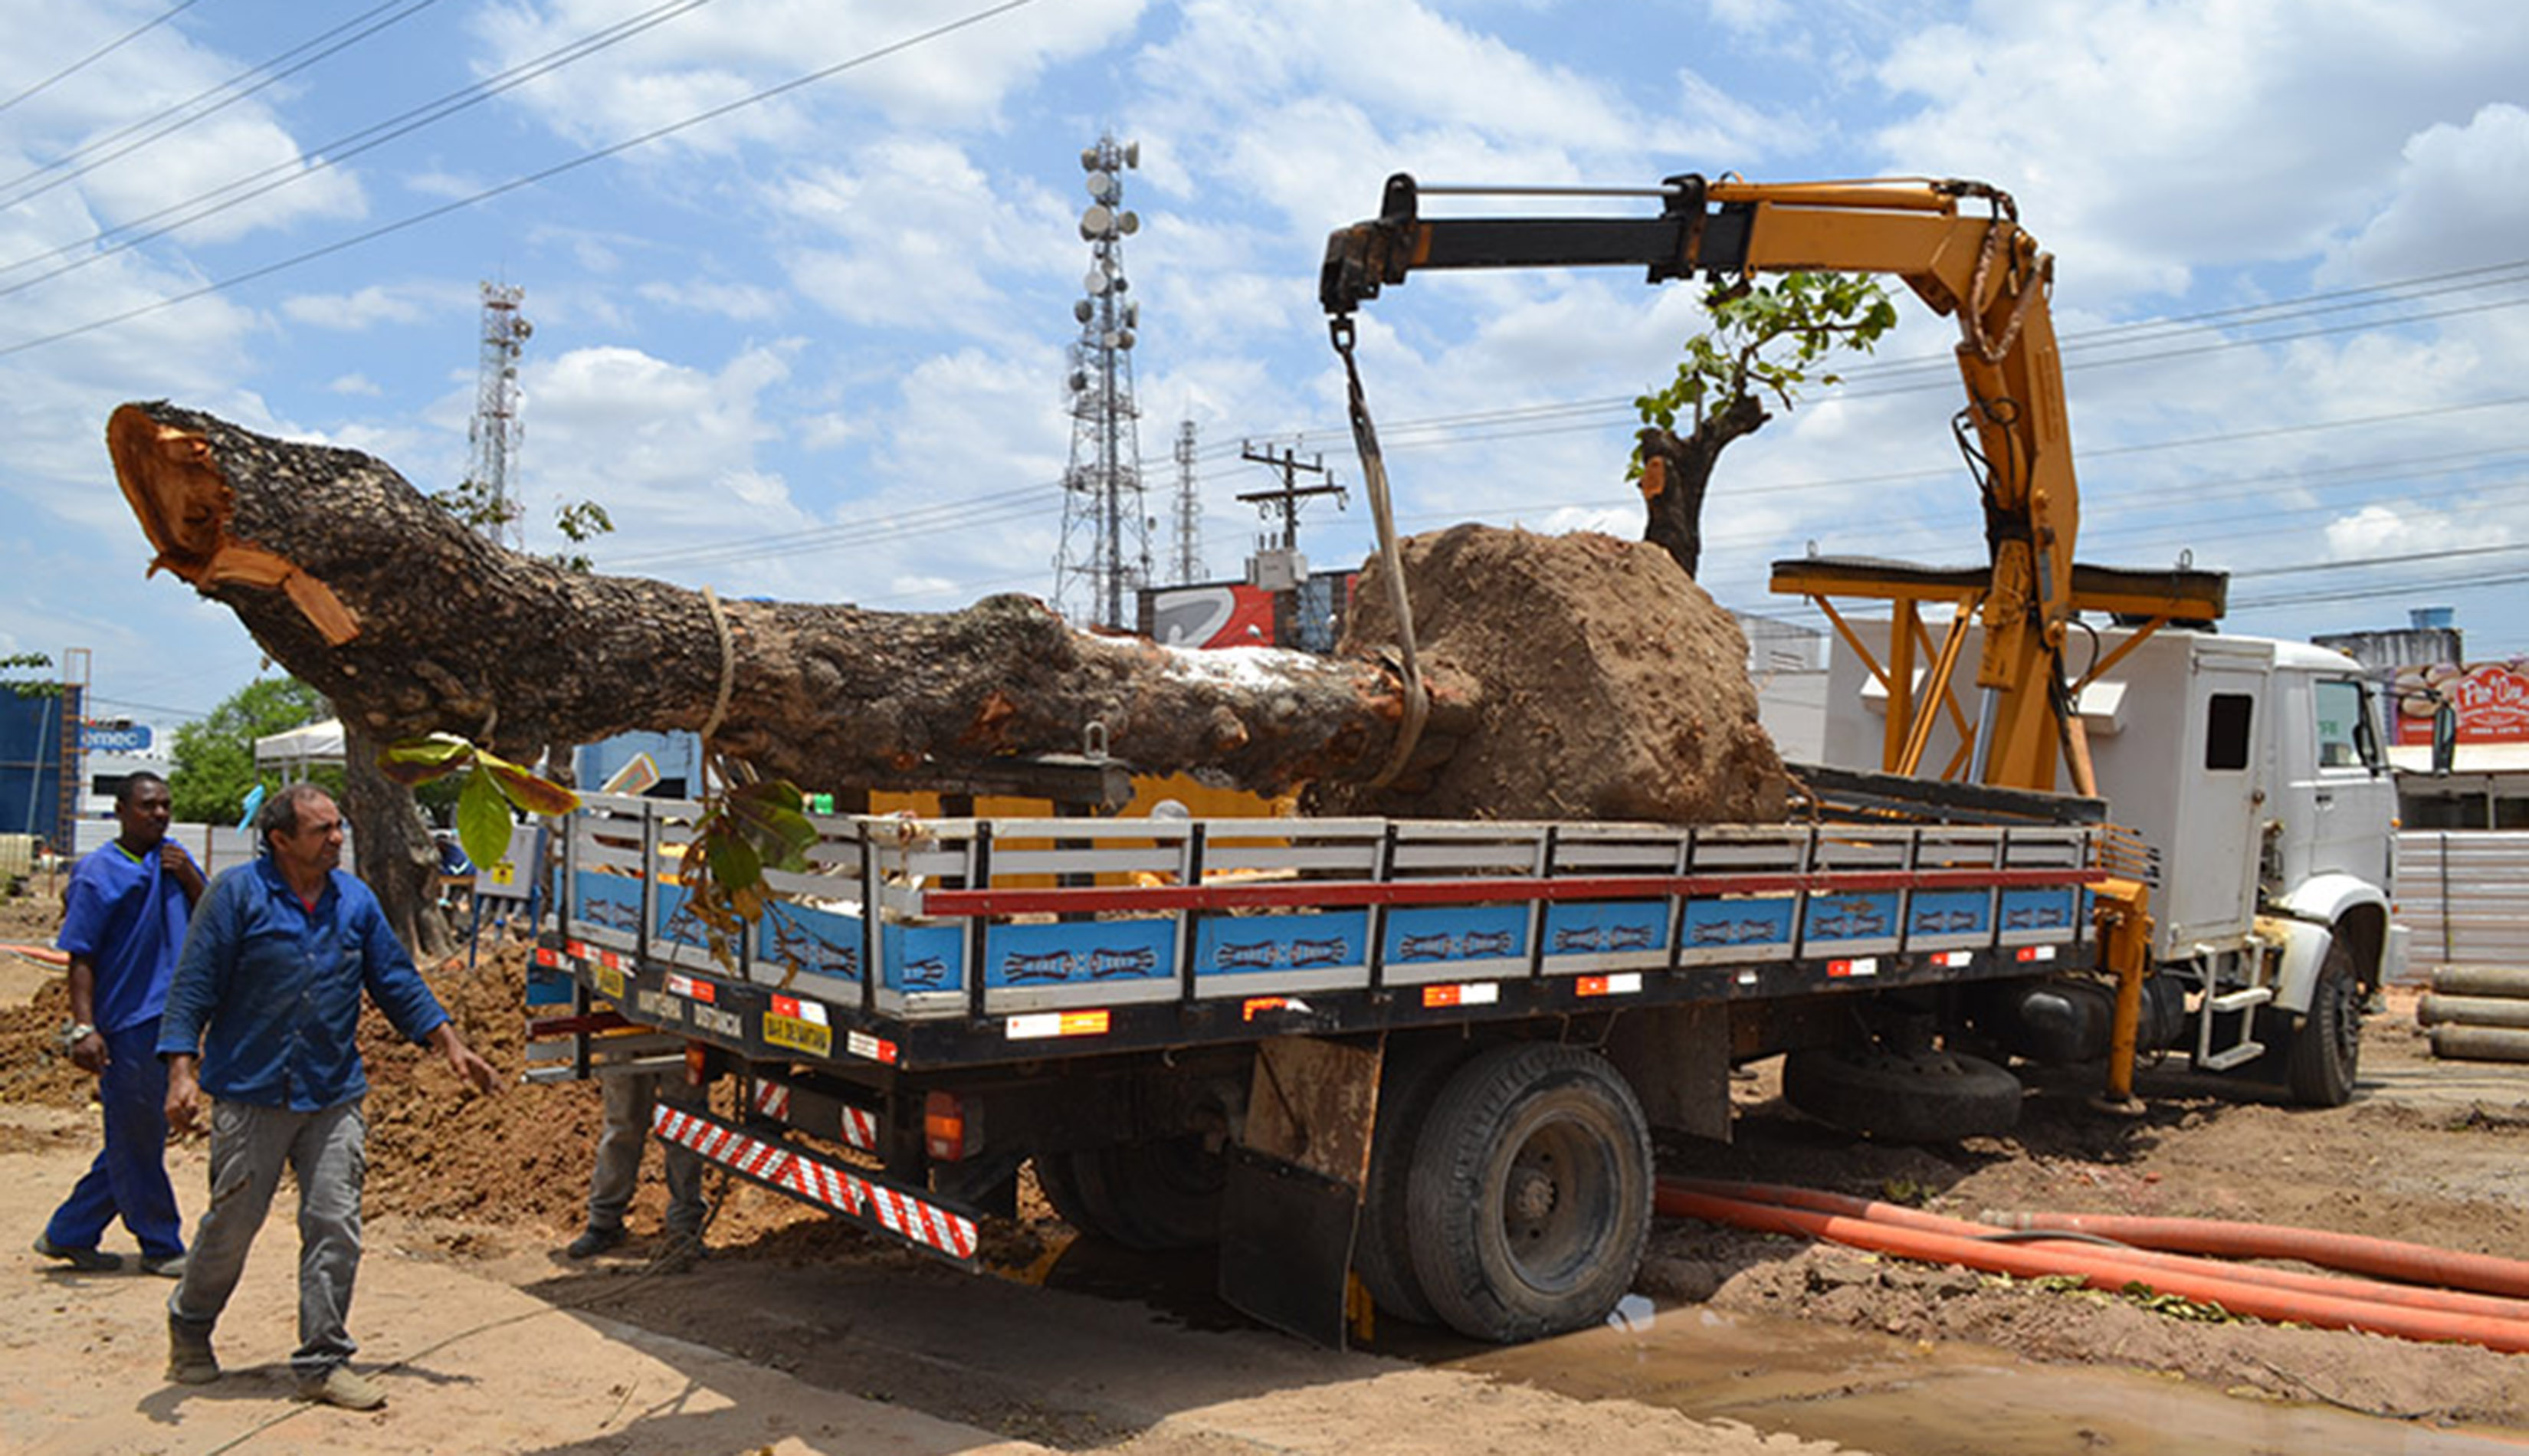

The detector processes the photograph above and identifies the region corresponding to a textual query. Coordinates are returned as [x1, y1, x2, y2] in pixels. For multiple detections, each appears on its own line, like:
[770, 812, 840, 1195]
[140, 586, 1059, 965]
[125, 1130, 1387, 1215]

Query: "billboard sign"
[2393, 661, 2529, 746]
[84, 722, 153, 753]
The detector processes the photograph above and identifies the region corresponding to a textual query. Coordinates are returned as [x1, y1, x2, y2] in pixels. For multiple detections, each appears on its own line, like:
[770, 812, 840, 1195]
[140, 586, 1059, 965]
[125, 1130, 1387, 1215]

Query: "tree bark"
[1636, 393, 1769, 579]
[341, 720, 454, 963]
[104, 401, 1476, 799]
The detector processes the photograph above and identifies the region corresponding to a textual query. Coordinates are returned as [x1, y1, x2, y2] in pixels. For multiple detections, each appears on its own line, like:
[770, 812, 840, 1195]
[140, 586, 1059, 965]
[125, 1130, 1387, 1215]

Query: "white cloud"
[1868, 0, 2529, 303]
[776, 137, 1072, 338]
[635, 277, 788, 322]
[326, 373, 385, 396]
[469, 0, 1149, 152]
[2329, 103, 2529, 283]
[521, 342, 808, 559]
[281, 283, 448, 330]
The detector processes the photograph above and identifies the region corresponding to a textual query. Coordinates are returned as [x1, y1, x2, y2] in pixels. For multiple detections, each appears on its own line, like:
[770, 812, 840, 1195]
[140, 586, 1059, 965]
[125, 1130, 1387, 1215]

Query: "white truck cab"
[1822, 623, 2403, 1103]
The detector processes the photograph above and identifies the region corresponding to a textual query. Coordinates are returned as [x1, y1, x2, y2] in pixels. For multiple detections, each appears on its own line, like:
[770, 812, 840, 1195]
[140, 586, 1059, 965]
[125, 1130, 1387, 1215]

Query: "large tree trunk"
[341, 720, 454, 962]
[104, 401, 1476, 799]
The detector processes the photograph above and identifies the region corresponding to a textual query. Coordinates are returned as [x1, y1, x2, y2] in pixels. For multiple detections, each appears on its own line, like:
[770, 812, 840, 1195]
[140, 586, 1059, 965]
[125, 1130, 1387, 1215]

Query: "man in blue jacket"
[157, 784, 499, 1411]
[36, 771, 202, 1276]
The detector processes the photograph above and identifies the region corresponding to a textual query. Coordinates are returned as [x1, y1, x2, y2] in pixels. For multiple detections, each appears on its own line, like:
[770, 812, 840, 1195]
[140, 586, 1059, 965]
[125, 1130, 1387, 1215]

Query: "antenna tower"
[1171, 418, 1204, 584]
[1053, 134, 1150, 629]
[467, 280, 532, 549]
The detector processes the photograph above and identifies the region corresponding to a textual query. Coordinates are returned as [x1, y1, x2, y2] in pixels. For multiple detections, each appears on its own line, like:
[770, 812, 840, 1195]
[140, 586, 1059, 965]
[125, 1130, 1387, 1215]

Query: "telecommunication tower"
[1052, 134, 1150, 630]
[467, 280, 532, 549]
[1171, 418, 1204, 584]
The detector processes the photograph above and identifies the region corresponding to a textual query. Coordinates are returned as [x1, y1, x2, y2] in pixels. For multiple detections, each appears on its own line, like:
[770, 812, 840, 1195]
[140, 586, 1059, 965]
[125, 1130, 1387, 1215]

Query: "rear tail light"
[924, 1090, 966, 1162]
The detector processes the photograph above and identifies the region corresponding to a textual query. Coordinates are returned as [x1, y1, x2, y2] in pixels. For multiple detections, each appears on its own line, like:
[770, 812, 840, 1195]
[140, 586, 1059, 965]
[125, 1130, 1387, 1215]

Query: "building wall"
[0, 689, 80, 849]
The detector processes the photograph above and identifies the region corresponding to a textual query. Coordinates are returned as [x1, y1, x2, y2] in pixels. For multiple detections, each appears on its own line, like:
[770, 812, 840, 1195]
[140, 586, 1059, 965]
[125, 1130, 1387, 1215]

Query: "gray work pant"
[587, 1069, 707, 1240]
[168, 1097, 366, 1382]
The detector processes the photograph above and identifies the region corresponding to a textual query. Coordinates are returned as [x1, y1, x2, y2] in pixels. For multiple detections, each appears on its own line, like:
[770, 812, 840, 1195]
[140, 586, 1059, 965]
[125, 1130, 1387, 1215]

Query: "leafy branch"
[377, 735, 582, 872]
[1629, 271, 1899, 476]
[673, 772, 819, 968]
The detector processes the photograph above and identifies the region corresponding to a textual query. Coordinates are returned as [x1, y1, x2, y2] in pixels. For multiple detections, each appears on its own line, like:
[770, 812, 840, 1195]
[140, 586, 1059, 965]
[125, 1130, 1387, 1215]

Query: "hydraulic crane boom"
[1321, 172, 2224, 795]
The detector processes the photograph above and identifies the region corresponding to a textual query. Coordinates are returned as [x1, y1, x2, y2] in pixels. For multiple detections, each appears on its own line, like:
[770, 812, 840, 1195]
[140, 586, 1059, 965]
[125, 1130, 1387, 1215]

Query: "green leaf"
[722, 779, 817, 872]
[455, 769, 513, 872]
[474, 749, 582, 817]
[704, 828, 763, 896]
[377, 734, 477, 786]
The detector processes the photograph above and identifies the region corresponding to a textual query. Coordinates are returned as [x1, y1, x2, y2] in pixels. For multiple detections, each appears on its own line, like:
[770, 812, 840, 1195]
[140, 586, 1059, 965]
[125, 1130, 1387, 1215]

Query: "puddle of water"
[1457, 1304, 2527, 1456]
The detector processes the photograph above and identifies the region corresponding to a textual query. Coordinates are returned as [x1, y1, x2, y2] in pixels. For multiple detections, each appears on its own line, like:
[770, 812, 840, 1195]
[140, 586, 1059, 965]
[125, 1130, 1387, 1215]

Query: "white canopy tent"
[253, 718, 346, 782]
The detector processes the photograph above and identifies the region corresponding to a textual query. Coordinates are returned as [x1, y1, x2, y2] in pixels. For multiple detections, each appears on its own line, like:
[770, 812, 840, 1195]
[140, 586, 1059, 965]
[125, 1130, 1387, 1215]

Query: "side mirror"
[2432, 700, 2458, 776]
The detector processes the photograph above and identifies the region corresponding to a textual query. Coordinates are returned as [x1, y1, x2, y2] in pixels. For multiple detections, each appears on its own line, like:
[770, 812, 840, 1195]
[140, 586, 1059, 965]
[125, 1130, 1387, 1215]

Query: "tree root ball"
[1317, 525, 1789, 824]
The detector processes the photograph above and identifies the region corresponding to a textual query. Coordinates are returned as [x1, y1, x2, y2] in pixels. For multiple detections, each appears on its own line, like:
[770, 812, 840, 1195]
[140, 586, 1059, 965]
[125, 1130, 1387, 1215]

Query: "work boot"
[296, 1364, 387, 1411]
[139, 1252, 187, 1278]
[33, 1235, 122, 1273]
[166, 1317, 219, 1385]
[565, 1225, 624, 1260]
[654, 1231, 705, 1273]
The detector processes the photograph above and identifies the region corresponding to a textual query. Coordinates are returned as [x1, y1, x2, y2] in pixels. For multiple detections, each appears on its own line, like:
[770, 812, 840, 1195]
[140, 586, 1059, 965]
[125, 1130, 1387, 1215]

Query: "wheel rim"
[1488, 1104, 1619, 1296]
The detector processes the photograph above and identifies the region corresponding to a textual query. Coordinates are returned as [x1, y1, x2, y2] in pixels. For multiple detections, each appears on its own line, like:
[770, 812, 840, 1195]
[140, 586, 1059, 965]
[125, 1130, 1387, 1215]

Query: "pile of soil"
[1323, 525, 1789, 823]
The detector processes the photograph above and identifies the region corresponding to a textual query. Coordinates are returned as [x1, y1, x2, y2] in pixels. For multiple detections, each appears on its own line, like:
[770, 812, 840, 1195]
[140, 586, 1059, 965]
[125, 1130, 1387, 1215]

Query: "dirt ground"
[5, 880, 2526, 1453]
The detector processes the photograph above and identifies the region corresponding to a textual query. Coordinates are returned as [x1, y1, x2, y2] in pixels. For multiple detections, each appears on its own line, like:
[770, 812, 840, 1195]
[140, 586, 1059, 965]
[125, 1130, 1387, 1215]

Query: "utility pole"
[1237, 442, 1346, 651]
[1053, 134, 1151, 630]
[1237, 441, 1344, 554]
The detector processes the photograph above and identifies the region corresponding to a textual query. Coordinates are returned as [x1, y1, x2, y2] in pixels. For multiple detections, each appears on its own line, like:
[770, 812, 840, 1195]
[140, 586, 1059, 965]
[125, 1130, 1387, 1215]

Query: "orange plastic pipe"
[1658, 1185, 2529, 1354]
[1666, 1179, 2529, 1323]
[1982, 1210, 2529, 1300]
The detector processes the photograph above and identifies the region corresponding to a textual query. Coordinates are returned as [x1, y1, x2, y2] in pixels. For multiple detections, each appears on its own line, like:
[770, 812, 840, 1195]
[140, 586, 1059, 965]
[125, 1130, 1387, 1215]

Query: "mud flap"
[1218, 1035, 1381, 1347]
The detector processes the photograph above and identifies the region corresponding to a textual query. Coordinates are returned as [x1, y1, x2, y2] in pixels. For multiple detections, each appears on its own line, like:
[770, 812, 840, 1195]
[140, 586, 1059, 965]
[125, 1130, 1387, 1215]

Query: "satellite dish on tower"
[1087, 171, 1119, 203]
[1081, 203, 1115, 238]
[1123, 141, 1140, 168]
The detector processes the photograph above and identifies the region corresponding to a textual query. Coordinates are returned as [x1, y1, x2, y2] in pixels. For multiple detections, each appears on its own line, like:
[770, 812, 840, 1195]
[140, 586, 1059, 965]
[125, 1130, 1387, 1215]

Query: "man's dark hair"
[114, 770, 169, 807]
[256, 782, 336, 847]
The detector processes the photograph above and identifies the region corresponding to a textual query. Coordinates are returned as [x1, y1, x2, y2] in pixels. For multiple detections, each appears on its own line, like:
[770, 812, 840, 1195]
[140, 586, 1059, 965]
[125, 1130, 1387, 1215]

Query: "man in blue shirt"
[157, 784, 498, 1412]
[36, 771, 203, 1276]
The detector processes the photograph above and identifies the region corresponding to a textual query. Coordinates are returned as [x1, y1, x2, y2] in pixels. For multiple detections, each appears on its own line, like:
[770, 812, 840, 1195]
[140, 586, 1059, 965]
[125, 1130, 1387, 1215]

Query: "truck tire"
[1353, 1038, 1473, 1326]
[1781, 1047, 2021, 1142]
[1068, 1135, 1226, 1250]
[1404, 1043, 1653, 1343]
[2286, 937, 2362, 1107]
[1031, 1150, 1109, 1241]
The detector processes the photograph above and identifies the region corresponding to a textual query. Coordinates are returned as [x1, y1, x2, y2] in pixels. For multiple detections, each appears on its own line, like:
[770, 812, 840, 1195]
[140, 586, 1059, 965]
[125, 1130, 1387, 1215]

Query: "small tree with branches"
[1631, 271, 1898, 578]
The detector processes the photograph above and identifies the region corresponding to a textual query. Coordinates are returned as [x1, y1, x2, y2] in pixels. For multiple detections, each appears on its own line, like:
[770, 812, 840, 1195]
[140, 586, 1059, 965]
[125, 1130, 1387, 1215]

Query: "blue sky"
[2, 0, 2525, 736]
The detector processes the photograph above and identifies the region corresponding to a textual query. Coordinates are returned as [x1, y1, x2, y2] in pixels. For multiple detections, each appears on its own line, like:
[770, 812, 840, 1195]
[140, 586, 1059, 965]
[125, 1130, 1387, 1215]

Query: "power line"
[0, 0, 1041, 359]
[0, 0, 439, 212]
[0, 0, 207, 118]
[0, 0, 722, 295]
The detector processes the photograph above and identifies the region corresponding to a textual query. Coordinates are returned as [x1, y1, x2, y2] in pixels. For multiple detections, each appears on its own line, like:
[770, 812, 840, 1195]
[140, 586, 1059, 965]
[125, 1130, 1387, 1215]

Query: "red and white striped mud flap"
[650, 1102, 980, 1267]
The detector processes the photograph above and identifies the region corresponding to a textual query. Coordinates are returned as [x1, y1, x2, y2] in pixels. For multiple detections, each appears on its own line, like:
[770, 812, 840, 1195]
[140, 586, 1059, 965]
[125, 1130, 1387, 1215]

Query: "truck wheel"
[1405, 1043, 1653, 1343]
[1781, 1047, 2021, 1142]
[1070, 1135, 1226, 1250]
[2286, 937, 2362, 1107]
[1031, 1151, 1109, 1241]
[1353, 1038, 1472, 1326]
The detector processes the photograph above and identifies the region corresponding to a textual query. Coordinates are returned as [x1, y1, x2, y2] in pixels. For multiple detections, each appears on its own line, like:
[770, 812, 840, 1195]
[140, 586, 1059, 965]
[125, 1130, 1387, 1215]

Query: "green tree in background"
[2, 651, 59, 698]
[168, 677, 336, 825]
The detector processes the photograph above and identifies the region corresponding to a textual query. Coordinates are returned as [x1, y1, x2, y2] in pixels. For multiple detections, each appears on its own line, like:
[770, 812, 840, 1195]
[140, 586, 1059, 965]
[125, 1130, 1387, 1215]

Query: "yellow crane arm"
[1320, 172, 2159, 793]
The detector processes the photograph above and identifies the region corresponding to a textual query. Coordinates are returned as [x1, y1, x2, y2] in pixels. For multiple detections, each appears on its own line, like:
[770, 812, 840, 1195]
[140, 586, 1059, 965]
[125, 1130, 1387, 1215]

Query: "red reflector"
[684, 1041, 710, 1087]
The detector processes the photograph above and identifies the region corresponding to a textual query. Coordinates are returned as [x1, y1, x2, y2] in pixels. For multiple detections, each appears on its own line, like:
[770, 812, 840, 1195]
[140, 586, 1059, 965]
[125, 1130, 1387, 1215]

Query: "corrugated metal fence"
[2396, 831, 2529, 974]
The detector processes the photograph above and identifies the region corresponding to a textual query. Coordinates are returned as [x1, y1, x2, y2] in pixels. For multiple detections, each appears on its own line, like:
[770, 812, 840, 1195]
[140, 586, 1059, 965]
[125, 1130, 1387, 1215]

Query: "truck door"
[2163, 663, 2266, 946]
[2290, 674, 2398, 893]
